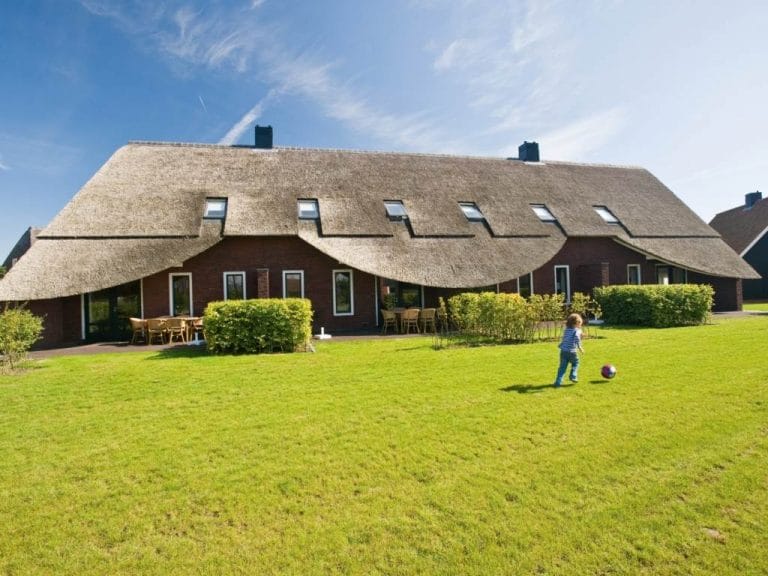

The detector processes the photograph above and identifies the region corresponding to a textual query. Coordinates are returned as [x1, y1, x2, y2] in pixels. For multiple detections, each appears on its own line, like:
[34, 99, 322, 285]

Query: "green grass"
[1, 317, 767, 575]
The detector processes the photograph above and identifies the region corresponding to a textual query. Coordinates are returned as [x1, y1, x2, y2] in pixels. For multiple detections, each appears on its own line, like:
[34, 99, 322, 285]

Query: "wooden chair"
[146, 318, 167, 345]
[400, 308, 420, 334]
[129, 317, 146, 344]
[166, 317, 187, 343]
[381, 309, 397, 334]
[419, 308, 437, 333]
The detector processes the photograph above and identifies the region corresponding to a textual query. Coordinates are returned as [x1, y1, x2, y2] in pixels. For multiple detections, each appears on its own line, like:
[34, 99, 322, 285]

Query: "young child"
[553, 313, 584, 387]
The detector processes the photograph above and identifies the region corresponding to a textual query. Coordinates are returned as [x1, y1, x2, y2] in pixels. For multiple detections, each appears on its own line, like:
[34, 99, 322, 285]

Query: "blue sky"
[1, 1, 767, 259]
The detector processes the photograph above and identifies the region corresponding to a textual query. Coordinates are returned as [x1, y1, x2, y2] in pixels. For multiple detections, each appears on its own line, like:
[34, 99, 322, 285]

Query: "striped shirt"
[558, 327, 582, 352]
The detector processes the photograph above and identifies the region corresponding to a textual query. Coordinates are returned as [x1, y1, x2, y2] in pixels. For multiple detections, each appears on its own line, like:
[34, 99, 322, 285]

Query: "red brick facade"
[26, 236, 742, 347]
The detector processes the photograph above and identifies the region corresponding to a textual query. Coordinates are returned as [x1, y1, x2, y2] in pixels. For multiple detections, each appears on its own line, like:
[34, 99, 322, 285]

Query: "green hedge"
[203, 298, 313, 354]
[593, 284, 713, 327]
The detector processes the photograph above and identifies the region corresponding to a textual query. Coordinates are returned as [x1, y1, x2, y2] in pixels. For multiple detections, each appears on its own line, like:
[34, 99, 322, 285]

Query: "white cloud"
[218, 90, 277, 145]
[530, 107, 627, 161]
[0, 155, 9, 171]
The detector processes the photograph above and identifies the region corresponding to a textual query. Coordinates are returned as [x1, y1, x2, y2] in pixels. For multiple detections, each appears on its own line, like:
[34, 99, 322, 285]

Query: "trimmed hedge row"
[203, 298, 313, 354]
[445, 292, 598, 344]
[593, 284, 713, 327]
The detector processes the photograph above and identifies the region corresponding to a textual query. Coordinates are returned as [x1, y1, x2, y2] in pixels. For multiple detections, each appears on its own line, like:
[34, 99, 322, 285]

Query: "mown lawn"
[1, 316, 767, 575]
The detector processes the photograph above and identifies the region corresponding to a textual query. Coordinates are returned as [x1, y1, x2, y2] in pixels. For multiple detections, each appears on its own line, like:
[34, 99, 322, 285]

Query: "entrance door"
[85, 281, 141, 341]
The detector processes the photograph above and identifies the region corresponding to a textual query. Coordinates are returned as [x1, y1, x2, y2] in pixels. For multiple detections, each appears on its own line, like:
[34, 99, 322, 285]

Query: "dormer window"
[531, 204, 556, 222]
[384, 200, 408, 221]
[459, 202, 484, 221]
[298, 199, 319, 220]
[594, 206, 620, 224]
[204, 198, 227, 219]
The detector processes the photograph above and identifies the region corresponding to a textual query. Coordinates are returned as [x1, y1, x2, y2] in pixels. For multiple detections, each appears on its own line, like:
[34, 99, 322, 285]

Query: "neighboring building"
[709, 191, 768, 299]
[2, 227, 41, 270]
[0, 127, 758, 346]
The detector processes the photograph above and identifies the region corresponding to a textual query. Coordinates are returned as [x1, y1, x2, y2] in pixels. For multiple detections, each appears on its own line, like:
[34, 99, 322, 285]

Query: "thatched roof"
[0, 141, 758, 301]
[709, 196, 768, 255]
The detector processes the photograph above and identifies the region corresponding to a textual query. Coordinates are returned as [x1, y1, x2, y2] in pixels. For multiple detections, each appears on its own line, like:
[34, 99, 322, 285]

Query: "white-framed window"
[283, 270, 304, 298]
[459, 202, 484, 221]
[384, 200, 408, 220]
[169, 273, 193, 316]
[297, 199, 319, 220]
[333, 269, 354, 316]
[223, 271, 246, 300]
[531, 204, 556, 222]
[517, 273, 534, 298]
[554, 265, 570, 302]
[204, 198, 227, 219]
[627, 264, 641, 285]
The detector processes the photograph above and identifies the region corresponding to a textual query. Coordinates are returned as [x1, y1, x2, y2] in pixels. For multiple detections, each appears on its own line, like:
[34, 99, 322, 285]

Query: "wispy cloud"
[83, 1, 456, 151]
[0, 155, 9, 171]
[218, 90, 277, 145]
[531, 107, 627, 161]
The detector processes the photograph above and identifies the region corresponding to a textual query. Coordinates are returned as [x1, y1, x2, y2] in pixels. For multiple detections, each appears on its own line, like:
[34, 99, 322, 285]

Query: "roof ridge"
[124, 140, 643, 169]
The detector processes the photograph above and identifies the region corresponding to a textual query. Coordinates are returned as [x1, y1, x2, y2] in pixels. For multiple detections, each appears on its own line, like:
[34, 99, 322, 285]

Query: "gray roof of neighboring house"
[709, 196, 768, 255]
[0, 141, 758, 301]
[2, 227, 41, 270]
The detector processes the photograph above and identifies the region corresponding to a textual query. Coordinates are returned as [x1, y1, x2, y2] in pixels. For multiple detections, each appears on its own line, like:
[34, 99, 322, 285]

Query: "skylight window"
[594, 206, 620, 224]
[384, 200, 408, 220]
[459, 202, 484, 221]
[531, 204, 556, 222]
[204, 198, 227, 219]
[297, 199, 319, 220]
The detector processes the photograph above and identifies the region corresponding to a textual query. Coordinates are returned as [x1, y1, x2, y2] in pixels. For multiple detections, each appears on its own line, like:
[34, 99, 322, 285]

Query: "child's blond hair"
[565, 313, 583, 328]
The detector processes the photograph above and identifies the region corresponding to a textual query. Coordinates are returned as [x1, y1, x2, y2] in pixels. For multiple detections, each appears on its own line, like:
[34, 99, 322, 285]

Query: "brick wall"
[142, 237, 378, 334]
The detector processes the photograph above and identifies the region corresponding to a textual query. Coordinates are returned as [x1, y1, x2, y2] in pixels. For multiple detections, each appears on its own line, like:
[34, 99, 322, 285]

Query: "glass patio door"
[85, 281, 141, 341]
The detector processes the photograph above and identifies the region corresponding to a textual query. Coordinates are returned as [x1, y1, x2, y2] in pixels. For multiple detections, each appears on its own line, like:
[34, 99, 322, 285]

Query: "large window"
[283, 270, 304, 298]
[554, 265, 570, 302]
[517, 273, 533, 298]
[333, 270, 354, 316]
[656, 265, 687, 285]
[382, 279, 422, 308]
[627, 264, 641, 285]
[224, 272, 246, 300]
[169, 273, 193, 316]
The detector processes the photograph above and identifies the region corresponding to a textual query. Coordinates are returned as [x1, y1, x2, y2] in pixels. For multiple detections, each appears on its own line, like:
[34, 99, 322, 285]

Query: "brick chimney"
[254, 125, 273, 149]
[518, 141, 540, 162]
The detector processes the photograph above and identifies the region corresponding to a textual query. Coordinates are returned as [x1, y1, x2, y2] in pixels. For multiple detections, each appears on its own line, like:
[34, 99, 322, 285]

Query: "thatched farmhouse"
[0, 127, 758, 346]
[710, 191, 768, 299]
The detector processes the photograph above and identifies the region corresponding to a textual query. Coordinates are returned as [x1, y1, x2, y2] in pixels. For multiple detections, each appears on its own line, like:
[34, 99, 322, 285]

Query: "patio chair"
[129, 317, 146, 344]
[400, 308, 420, 334]
[166, 317, 187, 343]
[381, 309, 397, 334]
[419, 308, 437, 333]
[145, 318, 167, 345]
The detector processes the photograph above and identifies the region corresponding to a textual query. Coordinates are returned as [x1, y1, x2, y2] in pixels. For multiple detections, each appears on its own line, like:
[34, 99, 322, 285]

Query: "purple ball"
[601, 364, 617, 379]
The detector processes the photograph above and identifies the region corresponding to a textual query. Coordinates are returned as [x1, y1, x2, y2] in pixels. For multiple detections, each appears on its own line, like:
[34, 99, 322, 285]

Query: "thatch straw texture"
[0, 141, 756, 302]
[300, 222, 567, 288]
[619, 237, 760, 279]
[0, 222, 221, 301]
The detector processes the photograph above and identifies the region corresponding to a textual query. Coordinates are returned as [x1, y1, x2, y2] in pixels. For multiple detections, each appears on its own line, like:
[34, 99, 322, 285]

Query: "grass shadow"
[500, 382, 573, 393]
[147, 344, 210, 360]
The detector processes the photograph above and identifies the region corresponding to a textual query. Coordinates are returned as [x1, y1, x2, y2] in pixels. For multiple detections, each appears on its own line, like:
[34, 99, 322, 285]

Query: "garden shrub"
[0, 308, 43, 369]
[593, 284, 713, 327]
[203, 298, 313, 354]
[447, 292, 539, 344]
